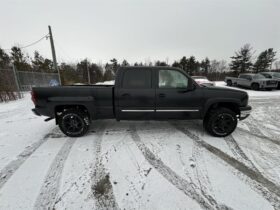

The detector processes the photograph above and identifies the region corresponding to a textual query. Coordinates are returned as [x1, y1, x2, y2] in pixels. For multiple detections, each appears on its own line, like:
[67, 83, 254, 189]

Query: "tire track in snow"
[91, 123, 119, 210]
[172, 123, 280, 209]
[238, 123, 280, 147]
[0, 129, 58, 190]
[33, 138, 77, 210]
[130, 125, 227, 210]
[191, 141, 217, 206]
[224, 135, 260, 172]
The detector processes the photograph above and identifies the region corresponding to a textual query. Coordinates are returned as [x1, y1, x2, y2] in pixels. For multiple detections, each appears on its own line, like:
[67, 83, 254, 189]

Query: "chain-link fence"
[0, 68, 22, 102]
[0, 67, 60, 102]
[17, 70, 60, 91]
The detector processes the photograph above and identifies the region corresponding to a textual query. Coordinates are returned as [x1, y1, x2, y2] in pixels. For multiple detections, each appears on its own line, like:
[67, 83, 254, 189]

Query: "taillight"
[31, 90, 36, 104]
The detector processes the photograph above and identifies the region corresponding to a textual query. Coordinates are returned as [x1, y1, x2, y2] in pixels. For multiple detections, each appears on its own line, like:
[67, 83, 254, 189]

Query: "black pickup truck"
[32, 67, 251, 137]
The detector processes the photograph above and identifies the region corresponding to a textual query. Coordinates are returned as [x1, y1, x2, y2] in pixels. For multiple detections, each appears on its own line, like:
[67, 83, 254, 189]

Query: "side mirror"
[188, 80, 196, 91]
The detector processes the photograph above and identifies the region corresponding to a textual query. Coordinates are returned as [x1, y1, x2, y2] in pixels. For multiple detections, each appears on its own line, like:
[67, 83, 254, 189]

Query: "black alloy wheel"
[211, 113, 236, 136]
[58, 110, 90, 137]
[204, 108, 237, 137]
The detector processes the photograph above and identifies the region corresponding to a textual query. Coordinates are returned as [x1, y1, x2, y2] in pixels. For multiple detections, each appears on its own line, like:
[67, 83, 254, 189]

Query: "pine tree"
[103, 67, 114, 81]
[172, 61, 181, 68]
[200, 57, 210, 75]
[186, 56, 199, 76]
[77, 59, 90, 83]
[253, 48, 276, 73]
[89, 63, 103, 84]
[121, 59, 129, 66]
[179, 56, 188, 72]
[32, 51, 53, 72]
[155, 61, 168, 66]
[230, 44, 253, 74]
[10, 46, 31, 71]
[110, 58, 119, 74]
[0, 48, 10, 68]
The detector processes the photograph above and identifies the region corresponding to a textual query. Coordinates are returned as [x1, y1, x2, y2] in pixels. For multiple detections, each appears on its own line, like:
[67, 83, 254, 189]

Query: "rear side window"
[122, 70, 151, 89]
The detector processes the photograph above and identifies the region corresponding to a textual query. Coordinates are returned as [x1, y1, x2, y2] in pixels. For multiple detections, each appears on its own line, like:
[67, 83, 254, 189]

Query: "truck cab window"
[122, 70, 151, 88]
[159, 70, 188, 88]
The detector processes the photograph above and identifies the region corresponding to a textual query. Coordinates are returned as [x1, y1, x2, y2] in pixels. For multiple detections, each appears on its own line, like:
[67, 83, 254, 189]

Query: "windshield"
[254, 74, 266, 79]
[273, 72, 280, 78]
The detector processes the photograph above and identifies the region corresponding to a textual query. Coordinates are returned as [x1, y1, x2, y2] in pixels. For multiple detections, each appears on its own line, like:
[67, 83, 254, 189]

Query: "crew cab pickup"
[225, 73, 278, 90]
[32, 67, 251, 137]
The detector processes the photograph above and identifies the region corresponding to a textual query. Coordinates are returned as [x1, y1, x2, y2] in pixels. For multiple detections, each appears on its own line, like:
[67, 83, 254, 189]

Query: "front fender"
[203, 98, 241, 117]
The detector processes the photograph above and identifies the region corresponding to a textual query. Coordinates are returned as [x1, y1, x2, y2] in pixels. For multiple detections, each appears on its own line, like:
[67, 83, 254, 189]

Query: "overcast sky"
[0, 0, 279, 64]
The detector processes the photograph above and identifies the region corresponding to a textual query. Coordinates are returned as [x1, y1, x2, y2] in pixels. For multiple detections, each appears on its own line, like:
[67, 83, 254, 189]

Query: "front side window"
[159, 70, 188, 88]
[261, 73, 272, 78]
[245, 75, 252, 80]
[122, 70, 151, 89]
[253, 74, 265, 79]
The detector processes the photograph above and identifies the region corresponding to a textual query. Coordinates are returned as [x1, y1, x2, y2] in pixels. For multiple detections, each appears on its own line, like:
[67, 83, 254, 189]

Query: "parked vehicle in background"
[225, 73, 278, 90]
[32, 67, 251, 138]
[192, 76, 215, 87]
[259, 72, 280, 89]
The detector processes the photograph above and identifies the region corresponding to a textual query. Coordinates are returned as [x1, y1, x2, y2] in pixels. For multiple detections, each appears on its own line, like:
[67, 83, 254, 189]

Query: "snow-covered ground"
[0, 89, 280, 210]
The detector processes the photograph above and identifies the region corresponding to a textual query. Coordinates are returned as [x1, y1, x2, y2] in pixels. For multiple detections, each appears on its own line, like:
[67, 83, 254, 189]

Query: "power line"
[2, 34, 49, 51]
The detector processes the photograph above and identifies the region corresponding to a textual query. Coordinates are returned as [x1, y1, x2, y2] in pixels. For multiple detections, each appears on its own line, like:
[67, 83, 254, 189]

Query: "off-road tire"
[251, 83, 259, 91]
[226, 80, 232, 86]
[58, 109, 90, 137]
[203, 108, 237, 137]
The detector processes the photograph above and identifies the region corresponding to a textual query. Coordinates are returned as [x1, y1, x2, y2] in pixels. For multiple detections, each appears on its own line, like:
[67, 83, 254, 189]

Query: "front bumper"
[239, 105, 252, 120]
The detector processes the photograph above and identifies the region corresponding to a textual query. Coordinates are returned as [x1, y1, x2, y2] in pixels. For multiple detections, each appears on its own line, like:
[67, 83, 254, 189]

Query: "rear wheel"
[251, 83, 259, 91]
[226, 80, 232, 86]
[58, 109, 90, 137]
[203, 108, 237, 137]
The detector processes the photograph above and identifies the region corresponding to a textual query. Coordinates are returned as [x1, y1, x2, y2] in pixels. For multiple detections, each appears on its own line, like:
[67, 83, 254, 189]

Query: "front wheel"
[58, 109, 90, 137]
[251, 83, 259, 91]
[203, 108, 237, 137]
[226, 80, 232, 86]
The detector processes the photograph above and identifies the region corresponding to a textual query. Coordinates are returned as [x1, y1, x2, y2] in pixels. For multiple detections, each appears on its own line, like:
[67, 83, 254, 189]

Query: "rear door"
[237, 75, 247, 86]
[117, 69, 155, 120]
[155, 69, 202, 119]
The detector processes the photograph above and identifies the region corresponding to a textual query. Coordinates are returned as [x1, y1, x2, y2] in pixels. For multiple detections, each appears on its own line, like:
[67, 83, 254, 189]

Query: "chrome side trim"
[121, 110, 154, 112]
[156, 109, 199, 112]
[121, 109, 199, 112]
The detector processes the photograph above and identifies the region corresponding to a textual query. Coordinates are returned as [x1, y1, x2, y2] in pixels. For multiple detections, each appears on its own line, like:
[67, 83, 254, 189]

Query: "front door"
[155, 69, 202, 119]
[117, 69, 155, 120]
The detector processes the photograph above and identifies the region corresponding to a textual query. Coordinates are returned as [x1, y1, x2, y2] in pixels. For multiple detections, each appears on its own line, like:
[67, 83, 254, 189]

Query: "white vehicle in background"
[225, 73, 278, 90]
[259, 72, 280, 89]
[192, 76, 215, 87]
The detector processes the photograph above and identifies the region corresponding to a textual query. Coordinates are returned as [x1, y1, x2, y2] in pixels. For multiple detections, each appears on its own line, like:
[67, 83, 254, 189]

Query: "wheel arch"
[54, 104, 91, 124]
[203, 99, 241, 118]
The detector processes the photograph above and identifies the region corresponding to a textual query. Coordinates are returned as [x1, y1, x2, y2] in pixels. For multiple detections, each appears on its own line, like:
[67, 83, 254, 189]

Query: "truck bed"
[32, 85, 115, 119]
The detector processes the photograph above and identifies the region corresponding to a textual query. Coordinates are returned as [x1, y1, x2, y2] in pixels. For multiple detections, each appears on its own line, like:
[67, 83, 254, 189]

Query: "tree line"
[0, 44, 279, 86]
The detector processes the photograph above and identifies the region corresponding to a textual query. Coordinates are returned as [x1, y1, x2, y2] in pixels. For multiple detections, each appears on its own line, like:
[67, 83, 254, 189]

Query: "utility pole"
[87, 60, 91, 84]
[48, 25, 62, 85]
[12, 64, 21, 97]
